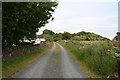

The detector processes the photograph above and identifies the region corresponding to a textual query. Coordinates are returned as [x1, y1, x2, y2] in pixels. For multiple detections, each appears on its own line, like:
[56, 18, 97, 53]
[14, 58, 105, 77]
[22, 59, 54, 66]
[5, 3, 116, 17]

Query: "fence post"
[117, 32, 120, 78]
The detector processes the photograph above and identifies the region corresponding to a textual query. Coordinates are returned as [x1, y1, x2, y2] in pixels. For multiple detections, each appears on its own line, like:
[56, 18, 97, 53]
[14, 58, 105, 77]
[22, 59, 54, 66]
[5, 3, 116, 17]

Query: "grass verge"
[2, 47, 50, 78]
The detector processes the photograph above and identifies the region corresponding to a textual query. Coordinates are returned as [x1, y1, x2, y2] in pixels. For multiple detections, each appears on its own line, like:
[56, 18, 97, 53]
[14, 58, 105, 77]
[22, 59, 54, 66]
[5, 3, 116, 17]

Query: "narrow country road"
[14, 42, 88, 78]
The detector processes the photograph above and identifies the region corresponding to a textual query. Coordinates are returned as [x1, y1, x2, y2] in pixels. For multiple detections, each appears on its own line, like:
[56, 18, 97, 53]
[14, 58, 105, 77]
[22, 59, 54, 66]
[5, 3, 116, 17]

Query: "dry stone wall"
[2, 42, 49, 63]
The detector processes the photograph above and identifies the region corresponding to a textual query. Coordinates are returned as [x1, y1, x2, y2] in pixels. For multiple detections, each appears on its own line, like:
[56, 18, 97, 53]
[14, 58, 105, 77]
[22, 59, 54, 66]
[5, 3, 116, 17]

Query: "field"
[59, 40, 120, 78]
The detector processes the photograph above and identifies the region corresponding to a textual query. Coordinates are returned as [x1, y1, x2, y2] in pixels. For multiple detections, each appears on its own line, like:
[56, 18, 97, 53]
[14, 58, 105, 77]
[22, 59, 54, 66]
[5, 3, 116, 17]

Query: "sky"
[37, 0, 119, 40]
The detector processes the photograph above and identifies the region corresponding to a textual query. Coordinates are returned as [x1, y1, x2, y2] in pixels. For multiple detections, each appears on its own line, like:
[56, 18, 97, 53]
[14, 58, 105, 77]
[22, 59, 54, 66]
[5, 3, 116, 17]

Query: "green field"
[59, 40, 119, 78]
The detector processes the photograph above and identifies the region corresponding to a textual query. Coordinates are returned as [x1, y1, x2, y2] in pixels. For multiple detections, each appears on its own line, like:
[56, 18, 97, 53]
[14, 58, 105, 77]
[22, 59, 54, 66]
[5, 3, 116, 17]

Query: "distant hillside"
[71, 31, 110, 41]
[38, 29, 110, 42]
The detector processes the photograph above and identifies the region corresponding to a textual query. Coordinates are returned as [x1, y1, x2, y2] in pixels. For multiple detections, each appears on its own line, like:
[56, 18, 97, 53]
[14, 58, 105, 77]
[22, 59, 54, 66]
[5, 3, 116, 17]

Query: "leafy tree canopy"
[43, 29, 55, 35]
[3, 2, 58, 47]
[62, 32, 71, 40]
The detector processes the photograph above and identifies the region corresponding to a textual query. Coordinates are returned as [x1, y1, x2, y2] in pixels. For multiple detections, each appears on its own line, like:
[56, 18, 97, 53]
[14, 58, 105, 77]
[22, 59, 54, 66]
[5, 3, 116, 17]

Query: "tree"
[43, 29, 55, 35]
[39, 30, 110, 42]
[62, 32, 71, 40]
[43, 34, 54, 42]
[2, 2, 58, 47]
[53, 33, 62, 41]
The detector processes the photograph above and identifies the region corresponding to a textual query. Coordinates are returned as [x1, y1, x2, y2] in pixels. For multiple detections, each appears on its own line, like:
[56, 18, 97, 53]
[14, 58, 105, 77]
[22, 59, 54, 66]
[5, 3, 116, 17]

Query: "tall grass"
[60, 40, 118, 77]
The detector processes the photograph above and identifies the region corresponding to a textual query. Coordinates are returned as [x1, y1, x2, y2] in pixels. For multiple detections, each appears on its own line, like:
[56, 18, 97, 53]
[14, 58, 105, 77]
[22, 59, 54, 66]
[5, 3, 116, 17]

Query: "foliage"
[71, 31, 110, 41]
[39, 30, 109, 42]
[2, 2, 58, 47]
[43, 29, 55, 35]
[62, 32, 71, 40]
[53, 33, 62, 42]
[60, 40, 117, 78]
[46, 35, 54, 42]
[40, 33, 54, 42]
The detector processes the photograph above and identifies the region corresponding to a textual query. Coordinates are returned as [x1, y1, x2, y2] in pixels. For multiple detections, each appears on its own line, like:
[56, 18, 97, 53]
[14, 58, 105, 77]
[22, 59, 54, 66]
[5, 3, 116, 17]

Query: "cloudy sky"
[37, 0, 119, 40]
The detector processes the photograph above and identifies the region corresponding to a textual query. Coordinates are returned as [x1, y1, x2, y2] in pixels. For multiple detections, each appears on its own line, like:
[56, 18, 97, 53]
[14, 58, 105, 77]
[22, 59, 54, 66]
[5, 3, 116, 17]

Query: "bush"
[60, 40, 118, 77]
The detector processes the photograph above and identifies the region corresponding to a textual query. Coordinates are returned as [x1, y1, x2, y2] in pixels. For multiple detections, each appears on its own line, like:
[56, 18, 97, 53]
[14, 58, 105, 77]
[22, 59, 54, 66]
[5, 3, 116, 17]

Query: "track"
[14, 42, 88, 78]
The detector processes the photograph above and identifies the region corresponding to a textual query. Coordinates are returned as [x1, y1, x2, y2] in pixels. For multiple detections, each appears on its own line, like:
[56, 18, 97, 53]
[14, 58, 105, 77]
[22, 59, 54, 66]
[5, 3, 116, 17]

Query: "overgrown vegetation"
[59, 40, 119, 78]
[38, 30, 110, 42]
[2, 48, 50, 78]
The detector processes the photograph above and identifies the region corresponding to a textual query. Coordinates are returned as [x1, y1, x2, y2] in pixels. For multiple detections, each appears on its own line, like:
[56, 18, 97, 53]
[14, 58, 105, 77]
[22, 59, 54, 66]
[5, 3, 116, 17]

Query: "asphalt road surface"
[14, 42, 88, 78]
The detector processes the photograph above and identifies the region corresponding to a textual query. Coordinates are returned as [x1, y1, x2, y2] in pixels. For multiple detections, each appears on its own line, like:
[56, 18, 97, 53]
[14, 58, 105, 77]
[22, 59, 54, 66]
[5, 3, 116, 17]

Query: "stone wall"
[2, 42, 49, 63]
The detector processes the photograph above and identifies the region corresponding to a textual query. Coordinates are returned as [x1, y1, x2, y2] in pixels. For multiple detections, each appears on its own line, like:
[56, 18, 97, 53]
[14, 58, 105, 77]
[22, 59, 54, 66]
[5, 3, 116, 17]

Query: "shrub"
[60, 40, 118, 77]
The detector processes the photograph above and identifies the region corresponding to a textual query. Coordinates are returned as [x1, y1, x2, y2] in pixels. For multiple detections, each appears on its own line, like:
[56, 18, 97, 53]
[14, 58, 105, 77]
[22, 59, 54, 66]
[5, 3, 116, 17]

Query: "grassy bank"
[2, 47, 50, 78]
[59, 40, 119, 78]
